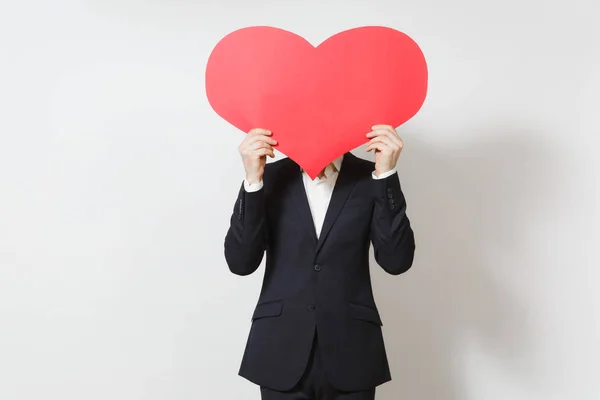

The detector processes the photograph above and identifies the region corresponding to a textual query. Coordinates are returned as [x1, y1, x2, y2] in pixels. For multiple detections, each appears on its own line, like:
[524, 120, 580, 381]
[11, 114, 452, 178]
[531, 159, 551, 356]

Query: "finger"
[371, 124, 395, 133]
[369, 125, 399, 139]
[371, 125, 398, 140]
[366, 129, 391, 138]
[367, 142, 392, 154]
[376, 134, 400, 151]
[367, 128, 397, 139]
[367, 135, 399, 153]
[367, 135, 399, 152]
[247, 128, 271, 136]
[256, 148, 275, 158]
[367, 129, 402, 148]
[244, 134, 278, 147]
[248, 141, 273, 152]
[365, 142, 387, 153]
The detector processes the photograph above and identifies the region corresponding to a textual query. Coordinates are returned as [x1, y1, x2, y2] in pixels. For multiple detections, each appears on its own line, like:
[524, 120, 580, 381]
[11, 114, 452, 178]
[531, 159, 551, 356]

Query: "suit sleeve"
[370, 172, 415, 275]
[224, 182, 267, 276]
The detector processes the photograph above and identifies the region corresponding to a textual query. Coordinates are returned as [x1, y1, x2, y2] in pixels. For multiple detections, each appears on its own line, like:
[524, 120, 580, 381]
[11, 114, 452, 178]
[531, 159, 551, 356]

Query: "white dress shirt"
[244, 155, 396, 238]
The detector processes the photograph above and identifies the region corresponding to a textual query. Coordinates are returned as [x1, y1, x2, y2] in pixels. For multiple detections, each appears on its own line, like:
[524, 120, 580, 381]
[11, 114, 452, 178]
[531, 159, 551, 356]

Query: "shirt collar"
[331, 155, 343, 173]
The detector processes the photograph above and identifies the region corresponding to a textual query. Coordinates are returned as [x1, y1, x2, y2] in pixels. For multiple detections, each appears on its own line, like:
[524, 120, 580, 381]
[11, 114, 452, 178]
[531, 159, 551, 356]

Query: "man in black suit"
[225, 125, 415, 399]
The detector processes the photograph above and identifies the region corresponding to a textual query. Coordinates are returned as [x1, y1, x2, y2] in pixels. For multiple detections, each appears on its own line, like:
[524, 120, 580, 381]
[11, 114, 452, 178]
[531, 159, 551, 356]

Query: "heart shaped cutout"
[206, 26, 428, 179]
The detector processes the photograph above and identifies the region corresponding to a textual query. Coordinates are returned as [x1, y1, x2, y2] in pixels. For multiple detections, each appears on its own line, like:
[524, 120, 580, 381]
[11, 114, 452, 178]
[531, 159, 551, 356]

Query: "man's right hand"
[239, 128, 277, 185]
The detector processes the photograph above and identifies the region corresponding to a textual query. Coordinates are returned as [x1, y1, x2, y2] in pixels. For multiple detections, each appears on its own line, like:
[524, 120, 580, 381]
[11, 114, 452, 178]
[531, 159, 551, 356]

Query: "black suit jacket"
[224, 152, 415, 392]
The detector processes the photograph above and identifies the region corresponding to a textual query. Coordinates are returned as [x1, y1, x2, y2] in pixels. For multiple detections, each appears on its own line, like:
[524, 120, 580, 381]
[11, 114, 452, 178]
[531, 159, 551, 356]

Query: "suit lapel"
[315, 153, 357, 254]
[288, 163, 318, 244]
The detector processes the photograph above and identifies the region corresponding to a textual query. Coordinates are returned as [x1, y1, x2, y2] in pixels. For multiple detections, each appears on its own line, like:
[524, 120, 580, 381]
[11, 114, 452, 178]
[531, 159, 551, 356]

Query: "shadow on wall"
[354, 129, 559, 400]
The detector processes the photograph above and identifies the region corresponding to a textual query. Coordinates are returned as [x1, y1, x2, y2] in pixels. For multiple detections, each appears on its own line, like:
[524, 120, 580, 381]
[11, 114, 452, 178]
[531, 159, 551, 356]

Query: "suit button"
[387, 188, 392, 193]
[308, 303, 316, 311]
[314, 264, 322, 271]
[387, 193, 393, 198]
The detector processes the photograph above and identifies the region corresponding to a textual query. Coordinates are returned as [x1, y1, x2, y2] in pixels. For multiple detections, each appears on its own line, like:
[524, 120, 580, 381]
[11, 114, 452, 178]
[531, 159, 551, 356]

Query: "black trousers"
[260, 331, 376, 400]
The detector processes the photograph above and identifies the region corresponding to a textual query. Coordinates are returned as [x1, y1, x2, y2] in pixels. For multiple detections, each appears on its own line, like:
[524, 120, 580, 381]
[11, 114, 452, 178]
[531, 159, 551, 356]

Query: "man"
[224, 125, 415, 399]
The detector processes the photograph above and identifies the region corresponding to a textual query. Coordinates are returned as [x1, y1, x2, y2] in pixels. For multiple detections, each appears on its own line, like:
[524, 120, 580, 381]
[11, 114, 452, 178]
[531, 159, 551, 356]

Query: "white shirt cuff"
[244, 179, 264, 192]
[372, 168, 397, 180]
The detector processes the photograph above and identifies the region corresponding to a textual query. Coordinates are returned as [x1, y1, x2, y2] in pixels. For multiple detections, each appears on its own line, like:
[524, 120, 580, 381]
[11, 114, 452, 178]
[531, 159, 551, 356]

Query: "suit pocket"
[252, 300, 284, 321]
[349, 302, 383, 326]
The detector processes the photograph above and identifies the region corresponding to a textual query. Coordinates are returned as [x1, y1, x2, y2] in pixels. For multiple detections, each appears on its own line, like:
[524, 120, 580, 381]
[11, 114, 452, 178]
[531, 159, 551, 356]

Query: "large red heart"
[205, 26, 428, 179]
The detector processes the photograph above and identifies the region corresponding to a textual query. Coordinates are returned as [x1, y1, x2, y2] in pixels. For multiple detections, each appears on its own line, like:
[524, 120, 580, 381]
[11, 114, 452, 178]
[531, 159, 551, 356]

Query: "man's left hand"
[366, 124, 404, 177]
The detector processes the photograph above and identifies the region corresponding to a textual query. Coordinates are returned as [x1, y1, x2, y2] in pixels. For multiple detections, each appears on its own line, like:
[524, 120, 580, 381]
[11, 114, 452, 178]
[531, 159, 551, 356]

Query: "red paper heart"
[206, 26, 428, 179]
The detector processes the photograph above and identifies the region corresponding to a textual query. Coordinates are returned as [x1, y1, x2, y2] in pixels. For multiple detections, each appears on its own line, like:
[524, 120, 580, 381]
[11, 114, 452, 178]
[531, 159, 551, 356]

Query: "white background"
[1, 1, 598, 399]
